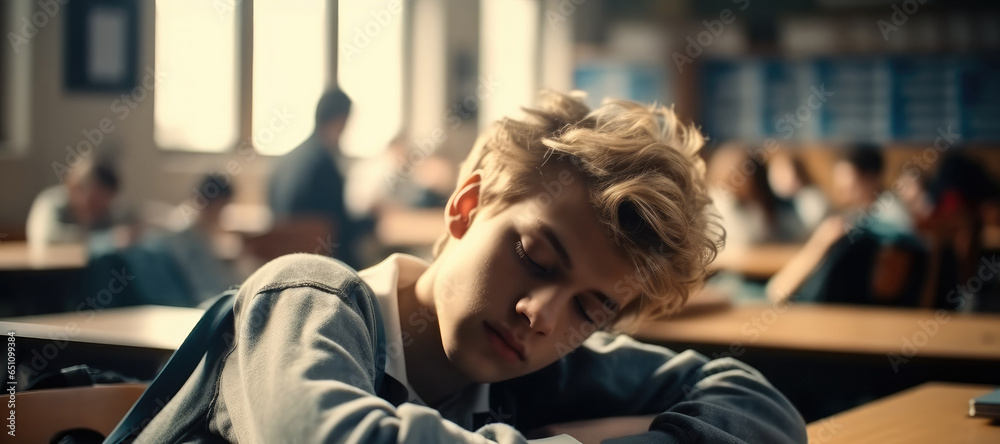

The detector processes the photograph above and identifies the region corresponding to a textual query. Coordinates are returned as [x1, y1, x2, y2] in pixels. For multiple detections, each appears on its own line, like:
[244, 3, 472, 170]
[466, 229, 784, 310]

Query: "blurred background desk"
[806, 382, 1000, 444]
[635, 304, 1000, 422]
[0, 241, 87, 270]
[0, 241, 88, 317]
[0, 305, 203, 387]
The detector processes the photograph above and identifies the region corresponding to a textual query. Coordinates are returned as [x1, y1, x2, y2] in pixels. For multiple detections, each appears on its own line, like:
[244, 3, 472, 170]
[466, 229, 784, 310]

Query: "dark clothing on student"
[268, 135, 360, 268]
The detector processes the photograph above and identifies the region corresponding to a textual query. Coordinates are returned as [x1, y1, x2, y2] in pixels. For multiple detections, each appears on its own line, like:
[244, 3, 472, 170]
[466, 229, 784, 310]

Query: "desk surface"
[0, 241, 87, 270]
[635, 303, 1000, 361]
[0, 305, 204, 350]
[708, 243, 802, 278]
[806, 382, 999, 443]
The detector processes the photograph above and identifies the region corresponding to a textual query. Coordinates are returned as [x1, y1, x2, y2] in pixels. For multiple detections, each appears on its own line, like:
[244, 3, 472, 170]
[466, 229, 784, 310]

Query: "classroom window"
[153, 0, 240, 153]
[154, 0, 331, 155]
[336, 0, 404, 158]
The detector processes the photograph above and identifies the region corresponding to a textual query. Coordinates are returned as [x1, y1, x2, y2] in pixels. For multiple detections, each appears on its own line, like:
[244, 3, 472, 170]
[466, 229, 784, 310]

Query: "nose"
[515, 285, 565, 336]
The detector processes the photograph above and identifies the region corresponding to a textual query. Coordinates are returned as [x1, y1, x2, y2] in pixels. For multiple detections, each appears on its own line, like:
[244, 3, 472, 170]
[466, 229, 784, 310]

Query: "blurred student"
[268, 88, 362, 268]
[833, 144, 913, 240]
[767, 144, 916, 303]
[154, 173, 240, 304]
[26, 155, 132, 255]
[706, 143, 803, 250]
[767, 150, 830, 236]
[81, 174, 241, 309]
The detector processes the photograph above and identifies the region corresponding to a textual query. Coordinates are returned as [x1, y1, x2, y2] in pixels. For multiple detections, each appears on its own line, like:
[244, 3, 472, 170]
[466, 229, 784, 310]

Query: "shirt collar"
[358, 253, 490, 412]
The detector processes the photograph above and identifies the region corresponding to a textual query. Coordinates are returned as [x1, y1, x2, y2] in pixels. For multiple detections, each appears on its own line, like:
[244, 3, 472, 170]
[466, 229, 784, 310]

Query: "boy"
[138, 92, 806, 442]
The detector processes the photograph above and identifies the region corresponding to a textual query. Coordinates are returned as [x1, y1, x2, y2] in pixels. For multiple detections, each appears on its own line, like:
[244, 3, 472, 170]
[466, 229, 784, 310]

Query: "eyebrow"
[538, 223, 620, 312]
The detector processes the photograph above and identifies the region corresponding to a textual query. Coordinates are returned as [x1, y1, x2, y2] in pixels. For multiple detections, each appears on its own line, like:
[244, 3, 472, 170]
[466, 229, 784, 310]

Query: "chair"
[12, 384, 146, 443]
[795, 231, 928, 306]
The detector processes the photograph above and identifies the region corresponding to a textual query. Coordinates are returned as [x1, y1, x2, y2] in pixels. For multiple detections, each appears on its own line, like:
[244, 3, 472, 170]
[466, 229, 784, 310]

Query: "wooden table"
[0, 306, 205, 382]
[708, 243, 802, 278]
[0, 241, 89, 316]
[635, 303, 1000, 422]
[0, 305, 204, 351]
[0, 241, 87, 270]
[635, 303, 1000, 361]
[807, 382, 1000, 443]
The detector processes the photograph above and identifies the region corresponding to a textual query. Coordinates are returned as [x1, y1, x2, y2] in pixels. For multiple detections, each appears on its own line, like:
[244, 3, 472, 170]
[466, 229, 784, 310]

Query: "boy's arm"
[497, 332, 807, 443]
[208, 254, 529, 444]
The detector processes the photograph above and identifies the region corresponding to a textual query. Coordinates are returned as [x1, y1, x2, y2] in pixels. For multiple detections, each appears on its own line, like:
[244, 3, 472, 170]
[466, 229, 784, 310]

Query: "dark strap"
[103, 291, 237, 444]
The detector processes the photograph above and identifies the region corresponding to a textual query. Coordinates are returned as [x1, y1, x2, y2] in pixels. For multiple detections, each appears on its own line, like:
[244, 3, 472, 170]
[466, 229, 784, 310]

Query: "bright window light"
[337, 0, 404, 158]
[154, 0, 239, 152]
[252, 0, 328, 156]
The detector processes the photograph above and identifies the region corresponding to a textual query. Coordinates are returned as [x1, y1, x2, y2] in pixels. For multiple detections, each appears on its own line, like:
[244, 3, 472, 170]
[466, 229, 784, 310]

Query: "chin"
[446, 348, 514, 384]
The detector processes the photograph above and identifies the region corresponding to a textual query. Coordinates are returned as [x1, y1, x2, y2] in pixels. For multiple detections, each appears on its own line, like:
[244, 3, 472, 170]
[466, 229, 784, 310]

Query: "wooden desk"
[635, 303, 1000, 361]
[636, 303, 1000, 422]
[708, 243, 802, 278]
[0, 241, 87, 270]
[0, 306, 204, 382]
[807, 382, 1000, 443]
[0, 305, 204, 351]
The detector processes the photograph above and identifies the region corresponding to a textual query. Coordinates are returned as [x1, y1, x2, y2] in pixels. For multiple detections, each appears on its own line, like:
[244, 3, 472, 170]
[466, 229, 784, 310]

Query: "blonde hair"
[434, 91, 723, 323]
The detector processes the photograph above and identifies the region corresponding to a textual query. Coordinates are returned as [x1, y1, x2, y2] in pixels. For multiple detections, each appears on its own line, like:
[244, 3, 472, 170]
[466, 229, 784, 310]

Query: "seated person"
[767, 144, 917, 303]
[704, 144, 806, 300]
[26, 155, 133, 256]
[136, 92, 806, 443]
[134, 174, 241, 306]
[767, 150, 830, 236]
[834, 143, 913, 241]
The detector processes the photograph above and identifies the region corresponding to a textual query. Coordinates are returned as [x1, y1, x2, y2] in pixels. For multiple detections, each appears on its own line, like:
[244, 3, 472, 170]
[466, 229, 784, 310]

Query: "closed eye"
[574, 297, 595, 324]
[516, 239, 550, 277]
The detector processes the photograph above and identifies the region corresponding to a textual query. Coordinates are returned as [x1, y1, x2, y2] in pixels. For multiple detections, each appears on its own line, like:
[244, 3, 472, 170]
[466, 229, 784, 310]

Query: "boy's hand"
[526, 415, 659, 444]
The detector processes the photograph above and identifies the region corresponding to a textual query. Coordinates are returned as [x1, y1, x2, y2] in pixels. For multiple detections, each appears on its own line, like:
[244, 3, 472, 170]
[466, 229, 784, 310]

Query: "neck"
[396, 265, 472, 406]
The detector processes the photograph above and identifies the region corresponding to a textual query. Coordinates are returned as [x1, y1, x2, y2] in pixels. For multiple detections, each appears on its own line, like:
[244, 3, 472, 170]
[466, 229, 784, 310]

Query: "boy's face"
[429, 168, 639, 384]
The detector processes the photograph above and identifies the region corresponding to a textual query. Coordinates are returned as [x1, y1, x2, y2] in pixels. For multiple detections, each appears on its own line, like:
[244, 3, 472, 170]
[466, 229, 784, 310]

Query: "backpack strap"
[103, 290, 237, 443]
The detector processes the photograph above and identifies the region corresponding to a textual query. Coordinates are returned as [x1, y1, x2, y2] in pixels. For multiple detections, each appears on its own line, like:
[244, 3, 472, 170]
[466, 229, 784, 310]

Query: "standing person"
[268, 88, 361, 268]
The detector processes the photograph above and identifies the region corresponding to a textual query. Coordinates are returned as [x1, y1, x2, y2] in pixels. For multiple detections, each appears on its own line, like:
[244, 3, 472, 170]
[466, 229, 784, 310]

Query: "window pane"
[337, 0, 404, 158]
[252, 0, 328, 156]
[154, 0, 239, 153]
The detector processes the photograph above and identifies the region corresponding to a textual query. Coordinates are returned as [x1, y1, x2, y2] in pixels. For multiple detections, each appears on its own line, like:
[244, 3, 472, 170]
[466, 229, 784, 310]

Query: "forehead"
[508, 167, 640, 303]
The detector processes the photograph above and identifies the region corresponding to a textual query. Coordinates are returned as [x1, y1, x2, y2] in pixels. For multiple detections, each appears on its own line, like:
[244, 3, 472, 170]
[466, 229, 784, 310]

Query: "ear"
[445, 170, 483, 239]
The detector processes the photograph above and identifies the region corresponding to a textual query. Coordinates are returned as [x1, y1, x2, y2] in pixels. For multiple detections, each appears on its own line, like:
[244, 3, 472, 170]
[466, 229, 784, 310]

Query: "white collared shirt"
[358, 253, 492, 418]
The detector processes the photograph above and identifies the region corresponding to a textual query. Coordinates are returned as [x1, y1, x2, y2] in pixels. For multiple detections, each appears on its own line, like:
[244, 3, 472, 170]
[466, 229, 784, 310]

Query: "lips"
[485, 322, 526, 362]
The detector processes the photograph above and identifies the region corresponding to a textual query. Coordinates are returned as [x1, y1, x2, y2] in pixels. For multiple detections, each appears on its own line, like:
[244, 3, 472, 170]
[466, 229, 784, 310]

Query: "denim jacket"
[136, 254, 807, 443]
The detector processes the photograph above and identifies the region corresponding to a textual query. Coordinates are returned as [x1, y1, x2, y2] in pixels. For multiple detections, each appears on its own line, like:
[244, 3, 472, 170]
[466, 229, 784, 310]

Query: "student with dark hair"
[834, 143, 913, 239]
[268, 88, 363, 268]
[767, 143, 917, 303]
[26, 154, 131, 255]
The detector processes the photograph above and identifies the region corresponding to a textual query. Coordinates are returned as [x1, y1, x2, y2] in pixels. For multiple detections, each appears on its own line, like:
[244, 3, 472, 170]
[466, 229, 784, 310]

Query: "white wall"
[0, 2, 275, 231]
